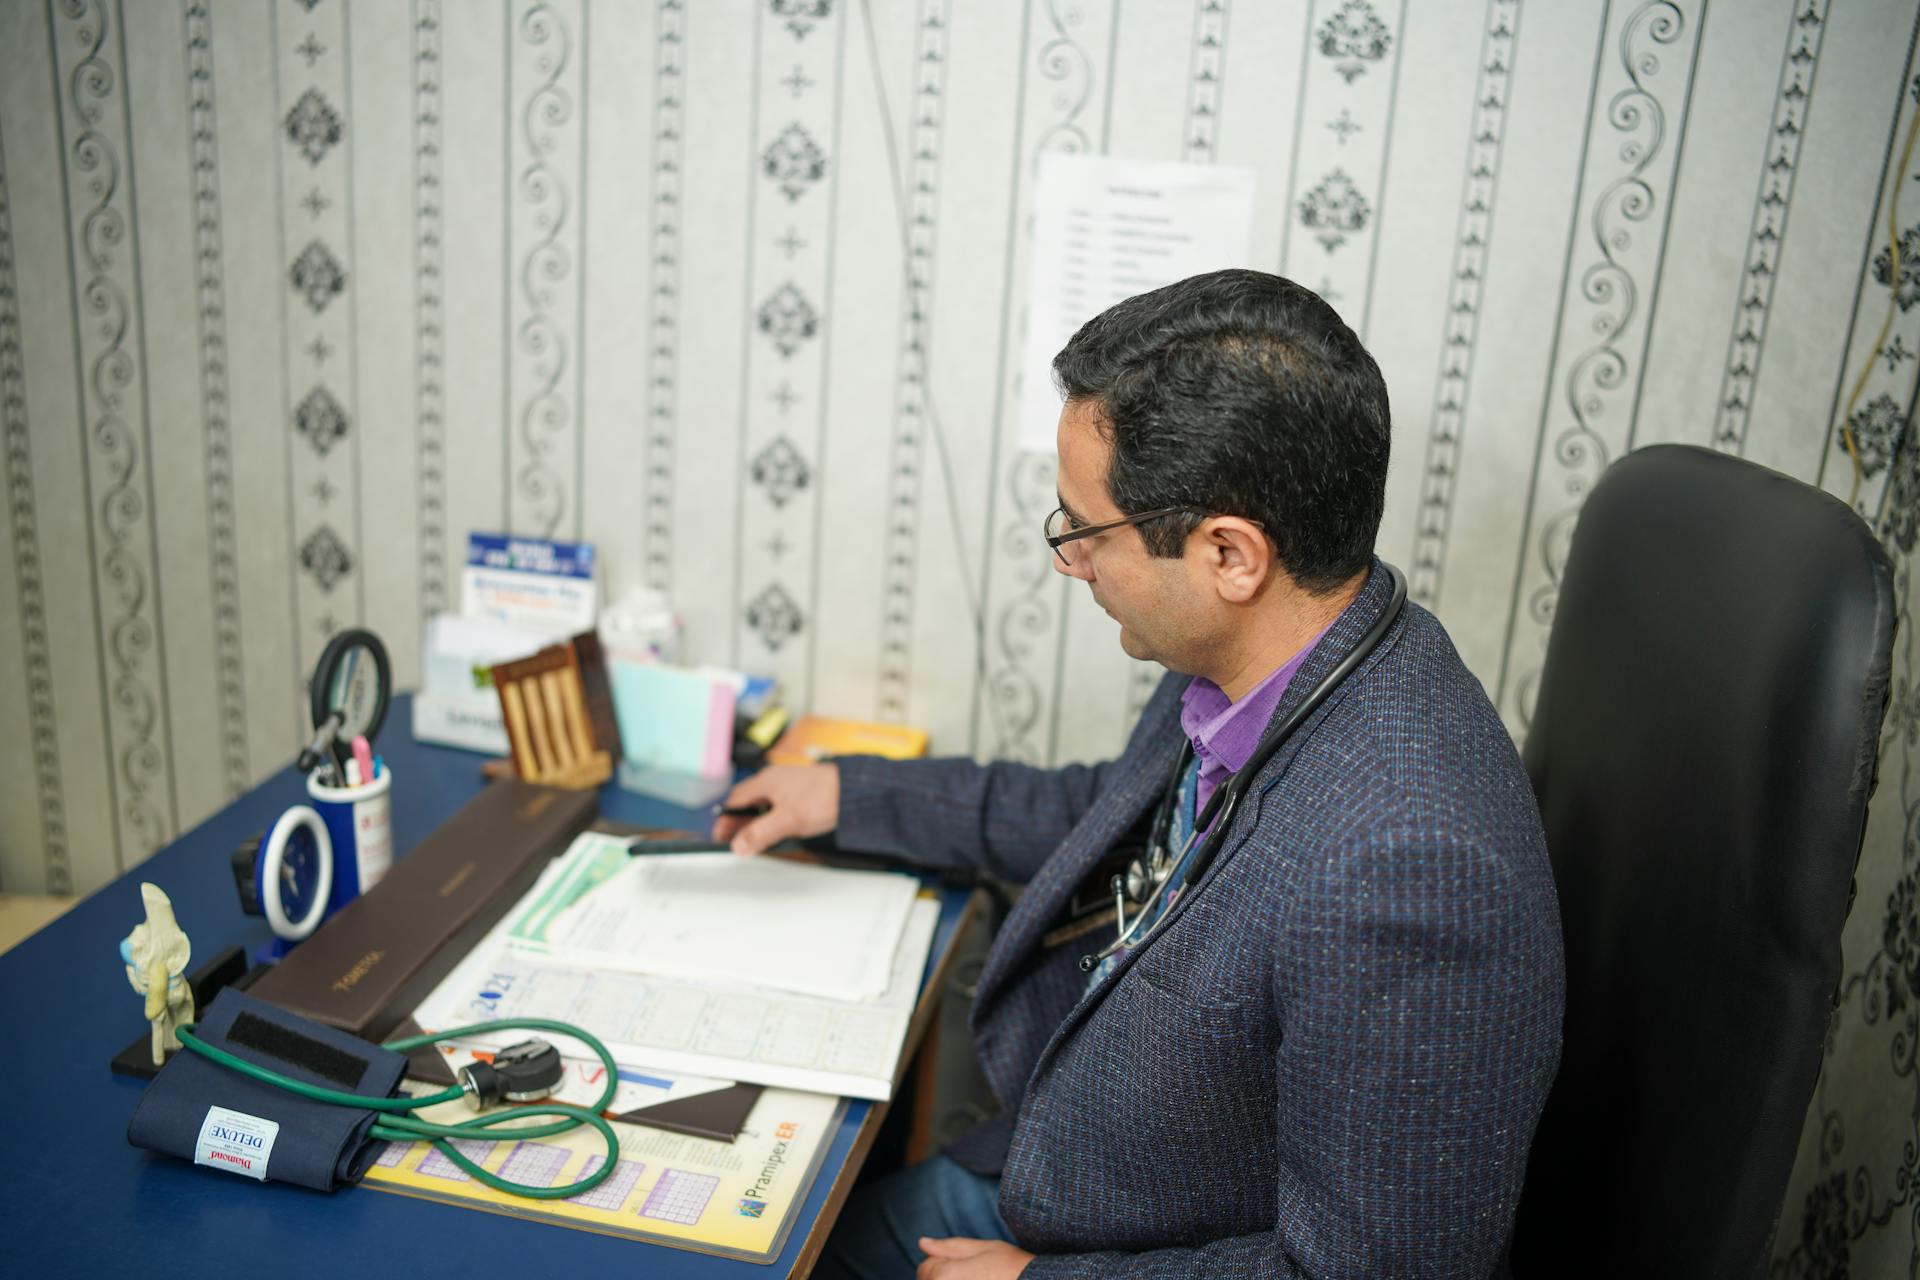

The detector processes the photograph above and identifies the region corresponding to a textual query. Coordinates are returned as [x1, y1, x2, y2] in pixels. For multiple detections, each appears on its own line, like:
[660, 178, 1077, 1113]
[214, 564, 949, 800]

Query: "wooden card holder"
[492, 640, 613, 789]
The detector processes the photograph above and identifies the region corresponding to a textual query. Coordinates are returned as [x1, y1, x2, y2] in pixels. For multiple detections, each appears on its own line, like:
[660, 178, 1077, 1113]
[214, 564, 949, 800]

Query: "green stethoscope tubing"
[173, 1016, 621, 1200]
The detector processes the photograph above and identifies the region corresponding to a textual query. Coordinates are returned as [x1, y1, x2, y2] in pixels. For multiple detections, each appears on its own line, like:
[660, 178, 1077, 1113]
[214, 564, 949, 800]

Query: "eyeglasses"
[1043, 505, 1200, 566]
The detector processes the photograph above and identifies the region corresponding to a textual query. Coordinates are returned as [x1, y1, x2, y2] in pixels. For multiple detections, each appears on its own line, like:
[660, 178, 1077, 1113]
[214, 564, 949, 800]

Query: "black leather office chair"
[1509, 445, 1896, 1276]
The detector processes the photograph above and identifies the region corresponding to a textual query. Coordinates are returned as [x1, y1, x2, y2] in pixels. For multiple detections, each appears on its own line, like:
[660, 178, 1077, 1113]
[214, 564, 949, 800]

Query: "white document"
[546, 852, 920, 1003]
[412, 895, 940, 1101]
[1019, 153, 1258, 451]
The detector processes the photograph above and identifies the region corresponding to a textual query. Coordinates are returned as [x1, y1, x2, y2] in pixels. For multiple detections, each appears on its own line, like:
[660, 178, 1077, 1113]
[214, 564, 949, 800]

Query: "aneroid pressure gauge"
[229, 806, 335, 942]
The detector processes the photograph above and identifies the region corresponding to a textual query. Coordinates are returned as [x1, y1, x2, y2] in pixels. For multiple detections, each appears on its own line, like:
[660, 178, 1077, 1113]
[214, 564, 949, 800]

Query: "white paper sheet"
[544, 852, 920, 1003]
[412, 895, 940, 1101]
[1019, 153, 1258, 451]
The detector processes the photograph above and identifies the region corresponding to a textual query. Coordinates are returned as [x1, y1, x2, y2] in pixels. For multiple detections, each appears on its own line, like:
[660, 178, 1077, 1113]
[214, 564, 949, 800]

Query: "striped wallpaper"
[1, 1, 1916, 1266]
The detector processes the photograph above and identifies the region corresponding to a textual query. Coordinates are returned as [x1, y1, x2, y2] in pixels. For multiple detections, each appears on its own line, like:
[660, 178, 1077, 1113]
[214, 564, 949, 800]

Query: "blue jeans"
[812, 1155, 1015, 1280]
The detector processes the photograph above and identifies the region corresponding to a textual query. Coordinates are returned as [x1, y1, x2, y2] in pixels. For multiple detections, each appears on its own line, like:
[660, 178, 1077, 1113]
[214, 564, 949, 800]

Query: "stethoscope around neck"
[1079, 562, 1409, 974]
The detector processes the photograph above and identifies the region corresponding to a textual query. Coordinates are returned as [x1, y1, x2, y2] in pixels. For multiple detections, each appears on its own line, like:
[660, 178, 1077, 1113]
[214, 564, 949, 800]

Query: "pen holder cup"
[305, 766, 394, 915]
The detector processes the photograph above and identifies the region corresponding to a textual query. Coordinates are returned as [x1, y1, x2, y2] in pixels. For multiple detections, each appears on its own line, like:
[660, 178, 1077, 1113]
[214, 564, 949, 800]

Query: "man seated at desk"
[715, 269, 1566, 1280]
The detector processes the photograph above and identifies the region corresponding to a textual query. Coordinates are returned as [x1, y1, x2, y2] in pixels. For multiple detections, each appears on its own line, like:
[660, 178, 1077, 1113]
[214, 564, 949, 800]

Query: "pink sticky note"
[702, 679, 737, 778]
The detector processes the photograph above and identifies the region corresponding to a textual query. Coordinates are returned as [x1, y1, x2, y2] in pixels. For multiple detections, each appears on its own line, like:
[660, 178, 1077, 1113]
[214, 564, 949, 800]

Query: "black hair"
[1051, 268, 1389, 594]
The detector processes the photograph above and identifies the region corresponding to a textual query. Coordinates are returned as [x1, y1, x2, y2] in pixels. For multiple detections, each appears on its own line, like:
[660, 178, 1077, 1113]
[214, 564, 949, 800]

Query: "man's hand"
[916, 1237, 1034, 1279]
[711, 764, 840, 855]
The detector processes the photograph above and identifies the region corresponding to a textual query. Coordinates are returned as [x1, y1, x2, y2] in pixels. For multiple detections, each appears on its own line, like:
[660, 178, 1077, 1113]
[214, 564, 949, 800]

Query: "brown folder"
[250, 780, 597, 1042]
[615, 1082, 764, 1144]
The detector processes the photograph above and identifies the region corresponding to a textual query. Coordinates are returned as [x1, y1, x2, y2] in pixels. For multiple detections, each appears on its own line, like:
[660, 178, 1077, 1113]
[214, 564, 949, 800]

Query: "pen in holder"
[306, 763, 394, 916]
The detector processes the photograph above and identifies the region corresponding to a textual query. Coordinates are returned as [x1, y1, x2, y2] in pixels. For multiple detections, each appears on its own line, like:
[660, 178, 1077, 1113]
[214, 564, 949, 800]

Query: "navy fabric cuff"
[830, 753, 903, 855]
[127, 988, 408, 1192]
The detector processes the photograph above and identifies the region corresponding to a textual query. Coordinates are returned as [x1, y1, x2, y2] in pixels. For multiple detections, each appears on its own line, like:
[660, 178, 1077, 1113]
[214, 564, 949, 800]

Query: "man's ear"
[1202, 517, 1271, 604]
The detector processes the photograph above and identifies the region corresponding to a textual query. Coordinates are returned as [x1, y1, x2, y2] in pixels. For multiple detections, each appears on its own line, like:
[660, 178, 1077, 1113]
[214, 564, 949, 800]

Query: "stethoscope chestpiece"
[458, 1038, 564, 1110]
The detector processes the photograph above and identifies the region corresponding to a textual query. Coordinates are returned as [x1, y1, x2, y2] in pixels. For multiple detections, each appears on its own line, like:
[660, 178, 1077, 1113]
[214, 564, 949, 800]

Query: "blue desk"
[1, 697, 975, 1277]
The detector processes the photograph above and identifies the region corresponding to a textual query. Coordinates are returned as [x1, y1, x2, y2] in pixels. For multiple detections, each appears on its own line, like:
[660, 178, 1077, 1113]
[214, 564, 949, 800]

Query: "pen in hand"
[631, 805, 772, 856]
[625, 837, 731, 856]
[714, 764, 839, 855]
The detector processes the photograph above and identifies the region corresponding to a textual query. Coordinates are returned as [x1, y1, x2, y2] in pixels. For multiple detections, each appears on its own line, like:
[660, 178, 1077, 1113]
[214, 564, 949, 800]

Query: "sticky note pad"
[609, 661, 735, 778]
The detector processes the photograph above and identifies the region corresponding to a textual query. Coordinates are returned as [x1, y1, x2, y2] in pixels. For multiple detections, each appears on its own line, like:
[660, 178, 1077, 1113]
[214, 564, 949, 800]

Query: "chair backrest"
[1511, 445, 1895, 1276]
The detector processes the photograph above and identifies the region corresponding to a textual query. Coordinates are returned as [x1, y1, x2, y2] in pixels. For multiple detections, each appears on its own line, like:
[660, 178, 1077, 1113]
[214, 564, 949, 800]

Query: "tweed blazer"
[835, 563, 1565, 1278]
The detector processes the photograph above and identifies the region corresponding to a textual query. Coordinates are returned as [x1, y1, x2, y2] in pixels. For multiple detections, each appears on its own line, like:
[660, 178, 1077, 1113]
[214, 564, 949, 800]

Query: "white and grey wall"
[1, 0, 1917, 1267]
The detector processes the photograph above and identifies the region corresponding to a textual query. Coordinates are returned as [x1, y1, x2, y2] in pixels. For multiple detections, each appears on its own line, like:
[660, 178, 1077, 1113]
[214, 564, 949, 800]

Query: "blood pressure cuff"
[127, 988, 408, 1191]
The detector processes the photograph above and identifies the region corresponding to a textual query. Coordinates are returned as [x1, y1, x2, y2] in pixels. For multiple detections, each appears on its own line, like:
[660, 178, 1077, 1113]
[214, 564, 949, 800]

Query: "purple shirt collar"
[1178, 627, 1330, 819]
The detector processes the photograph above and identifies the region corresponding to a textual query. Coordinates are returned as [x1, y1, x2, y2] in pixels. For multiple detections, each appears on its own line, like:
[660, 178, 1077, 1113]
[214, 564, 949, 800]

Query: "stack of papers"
[544, 851, 918, 1002]
[413, 833, 937, 1100]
